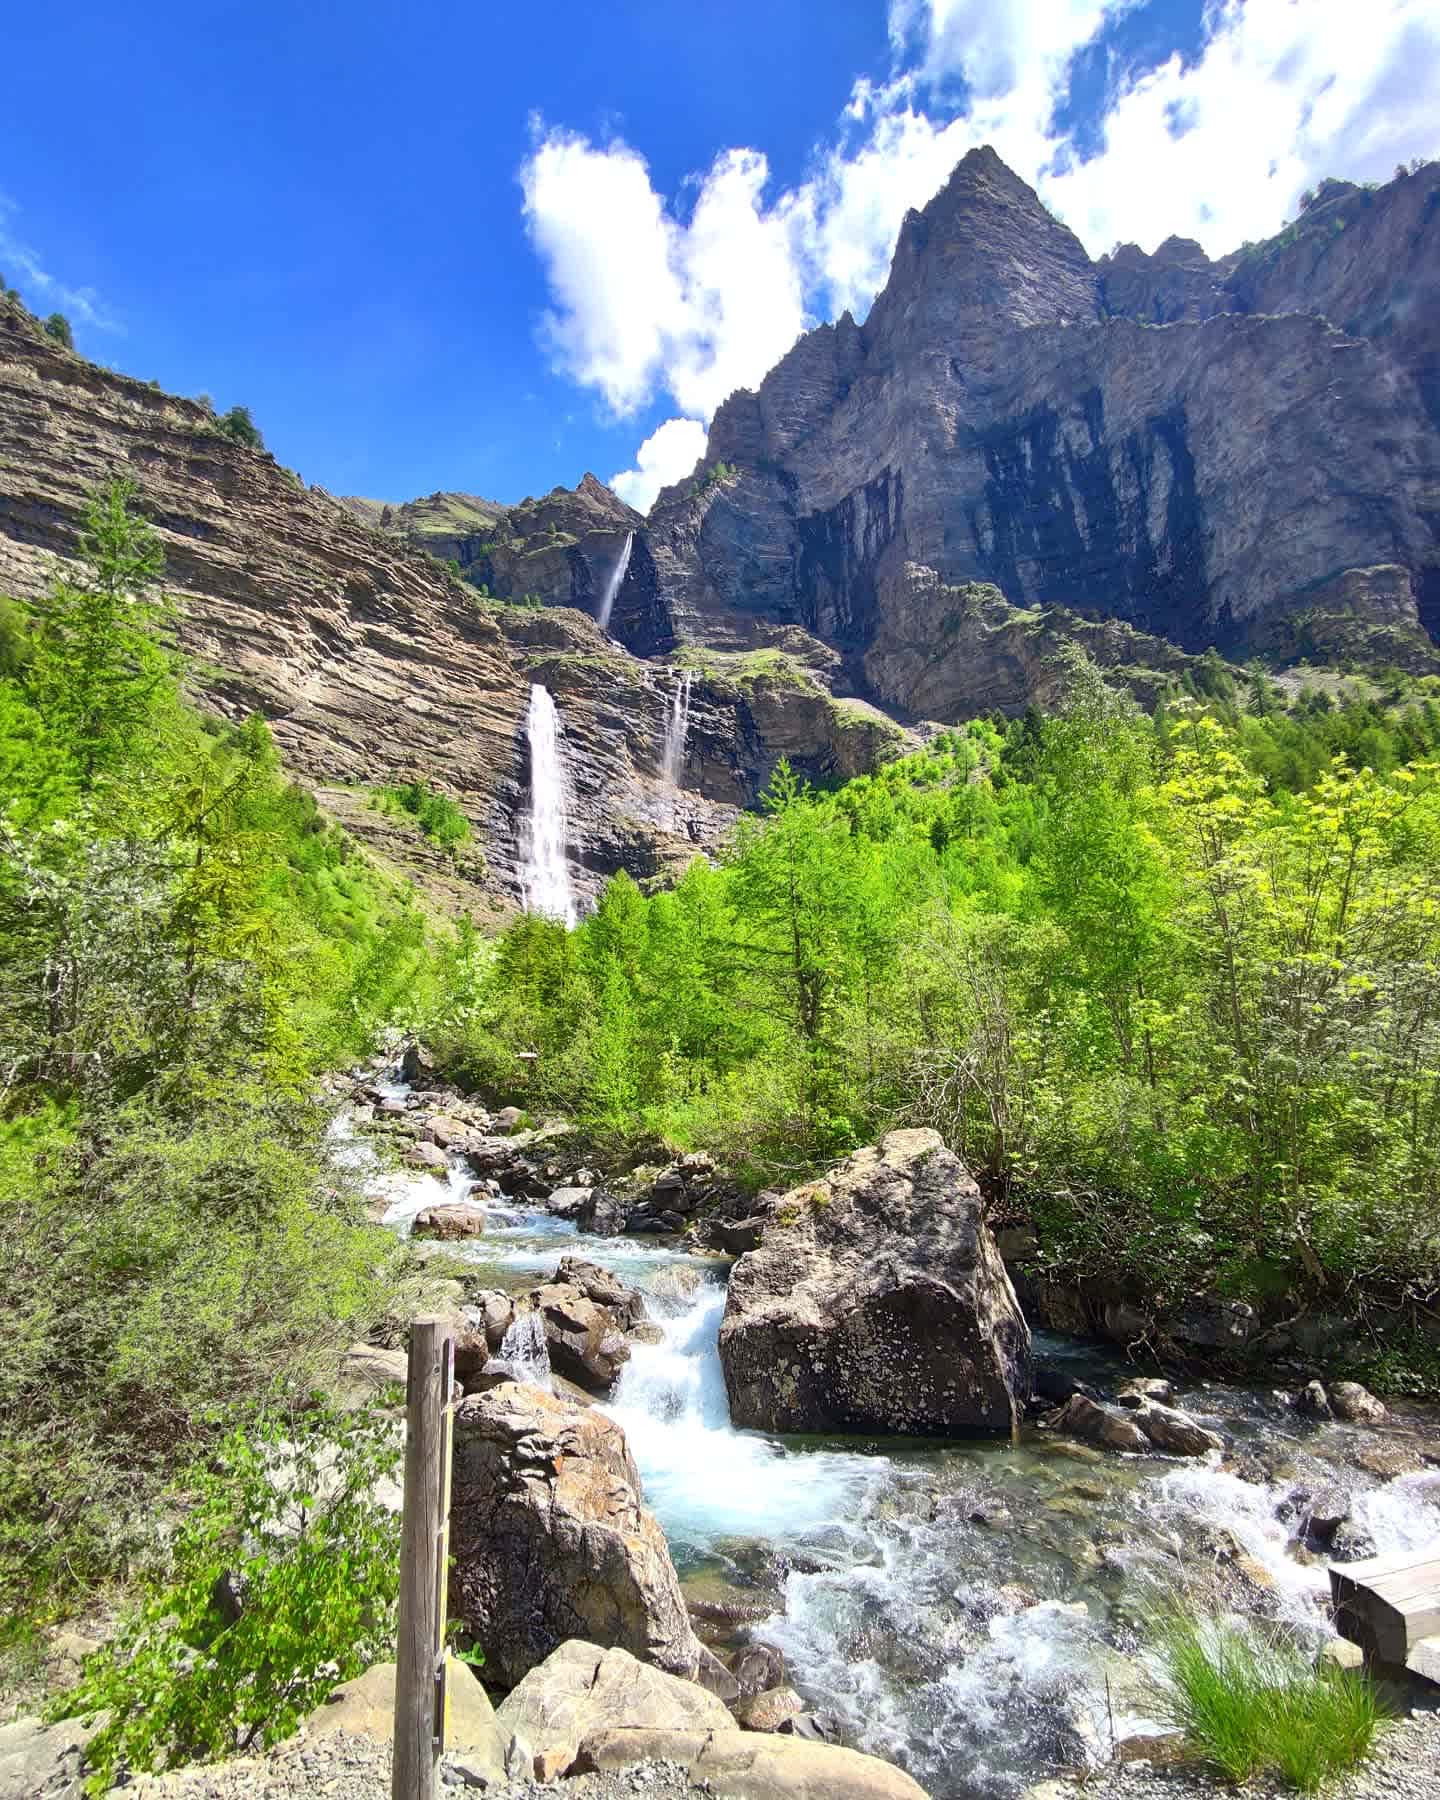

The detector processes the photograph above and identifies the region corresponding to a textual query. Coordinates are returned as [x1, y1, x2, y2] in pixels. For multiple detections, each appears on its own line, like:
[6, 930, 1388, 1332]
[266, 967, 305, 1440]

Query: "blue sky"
[3, 1, 1437, 511]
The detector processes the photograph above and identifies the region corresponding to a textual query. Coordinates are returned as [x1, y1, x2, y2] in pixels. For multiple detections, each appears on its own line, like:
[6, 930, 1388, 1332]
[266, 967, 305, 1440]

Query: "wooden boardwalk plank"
[1331, 1546, 1440, 1668]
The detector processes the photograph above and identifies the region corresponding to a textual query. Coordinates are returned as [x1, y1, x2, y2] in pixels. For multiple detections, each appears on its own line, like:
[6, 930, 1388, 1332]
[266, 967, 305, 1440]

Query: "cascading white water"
[522, 683, 577, 926]
[495, 1310, 553, 1388]
[347, 1087, 1440, 1800]
[660, 670, 692, 790]
[596, 531, 634, 633]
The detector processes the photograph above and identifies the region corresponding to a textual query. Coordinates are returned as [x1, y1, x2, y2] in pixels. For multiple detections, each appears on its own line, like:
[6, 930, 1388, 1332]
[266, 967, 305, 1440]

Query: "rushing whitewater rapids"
[337, 1090, 1440, 1799]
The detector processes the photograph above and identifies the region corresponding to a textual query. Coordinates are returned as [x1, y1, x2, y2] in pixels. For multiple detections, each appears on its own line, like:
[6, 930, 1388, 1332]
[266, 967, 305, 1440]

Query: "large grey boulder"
[718, 1130, 1030, 1435]
[494, 1641, 733, 1777]
[448, 1383, 703, 1688]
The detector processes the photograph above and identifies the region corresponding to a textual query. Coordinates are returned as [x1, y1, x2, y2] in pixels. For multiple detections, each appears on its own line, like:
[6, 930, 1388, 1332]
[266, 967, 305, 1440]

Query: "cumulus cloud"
[1045, 0, 1440, 254]
[610, 416, 708, 511]
[521, 132, 808, 414]
[0, 194, 117, 332]
[524, 0, 1439, 506]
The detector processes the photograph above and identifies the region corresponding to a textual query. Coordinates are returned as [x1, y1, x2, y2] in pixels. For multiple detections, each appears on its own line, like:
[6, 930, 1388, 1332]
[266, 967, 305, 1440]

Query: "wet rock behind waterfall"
[718, 1129, 1031, 1435]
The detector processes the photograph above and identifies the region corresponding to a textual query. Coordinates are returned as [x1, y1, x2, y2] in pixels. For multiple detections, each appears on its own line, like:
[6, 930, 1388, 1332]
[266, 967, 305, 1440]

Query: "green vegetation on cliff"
[428, 662, 1440, 1380]
[0, 481, 421, 1635]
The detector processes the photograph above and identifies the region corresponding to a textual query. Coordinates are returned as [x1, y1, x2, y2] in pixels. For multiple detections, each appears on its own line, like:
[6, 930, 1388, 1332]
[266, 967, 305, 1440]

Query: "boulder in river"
[718, 1129, 1031, 1435]
[404, 1140, 450, 1170]
[1329, 1380, 1387, 1424]
[1131, 1399, 1223, 1457]
[494, 1640, 733, 1778]
[553, 1256, 647, 1331]
[1295, 1379, 1334, 1419]
[545, 1184, 593, 1220]
[412, 1203, 487, 1240]
[449, 1382, 703, 1688]
[529, 1282, 632, 1393]
[1046, 1393, 1150, 1454]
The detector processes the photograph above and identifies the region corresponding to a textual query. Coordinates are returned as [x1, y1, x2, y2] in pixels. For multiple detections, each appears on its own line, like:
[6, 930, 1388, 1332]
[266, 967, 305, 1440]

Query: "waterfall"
[496, 1310, 552, 1389]
[595, 531, 634, 633]
[522, 683, 577, 926]
[660, 670, 692, 789]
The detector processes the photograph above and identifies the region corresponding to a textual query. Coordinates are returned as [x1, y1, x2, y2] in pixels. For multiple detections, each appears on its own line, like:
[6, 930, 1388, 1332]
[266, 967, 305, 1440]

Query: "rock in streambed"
[719, 1129, 1031, 1435]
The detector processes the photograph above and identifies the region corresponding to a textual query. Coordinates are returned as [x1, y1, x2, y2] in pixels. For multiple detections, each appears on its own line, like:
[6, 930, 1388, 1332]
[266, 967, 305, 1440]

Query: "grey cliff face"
[643, 148, 1440, 707]
[0, 303, 895, 915]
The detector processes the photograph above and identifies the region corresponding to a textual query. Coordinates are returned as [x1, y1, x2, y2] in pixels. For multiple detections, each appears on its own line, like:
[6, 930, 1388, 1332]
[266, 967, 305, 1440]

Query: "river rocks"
[1116, 1378, 1177, 1407]
[734, 1687, 805, 1733]
[1046, 1391, 1220, 1457]
[1295, 1379, 1334, 1419]
[719, 1130, 1031, 1436]
[493, 1641, 733, 1778]
[424, 1113, 476, 1151]
[1329, 1381, 1388, 1424]
[554, 1257, 647, 1331]
[413, 1203, 487, 1240]
[1032, 1362, 1103, 1407]
[529, 1282, 632, 1393]
[465, 1139, 543, 1195]
[1131, 1400, 1224, 1457]
[573, 1727, 932, 1798]
[1046, 1394, 1151, 1454]
[449, 1382, 702, 1687]
[578, 1188, 630, 1237]
[730, 1643, 787, 1698]
[711, 1215, 769, 1255]
[405, 1140, 450, 1170]
[546, 1184, 593, 1220]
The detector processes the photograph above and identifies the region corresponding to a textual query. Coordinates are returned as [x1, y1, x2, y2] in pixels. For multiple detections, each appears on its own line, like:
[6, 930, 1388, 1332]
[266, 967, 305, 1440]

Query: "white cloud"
[525, 0, 1440, 484]
[610, 416, 708, 512]
[0, 195, 117, 332]
[1045, 0, 1440, 255]
[521, 133, 808, 425]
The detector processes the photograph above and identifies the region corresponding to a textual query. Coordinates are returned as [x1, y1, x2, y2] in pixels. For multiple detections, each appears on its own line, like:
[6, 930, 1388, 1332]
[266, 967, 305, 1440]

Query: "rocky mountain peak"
[863, 142, 1097, 354]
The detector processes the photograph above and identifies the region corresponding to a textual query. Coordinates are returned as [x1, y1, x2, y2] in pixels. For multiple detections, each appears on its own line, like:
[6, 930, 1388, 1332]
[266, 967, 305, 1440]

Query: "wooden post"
[392, 1315, 455, 1800]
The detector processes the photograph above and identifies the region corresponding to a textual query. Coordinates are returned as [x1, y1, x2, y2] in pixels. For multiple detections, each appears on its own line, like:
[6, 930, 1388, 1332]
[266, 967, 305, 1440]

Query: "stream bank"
[341, 1062, 1440, 1800]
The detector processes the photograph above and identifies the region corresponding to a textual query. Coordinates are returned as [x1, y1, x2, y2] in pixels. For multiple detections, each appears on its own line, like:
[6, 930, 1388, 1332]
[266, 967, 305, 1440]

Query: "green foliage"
[52, 1401, 401, 1788]
[0, 479, 419, 1631]
[422, 663, 1440, 1352]
[42, 312, 74, 348]
[375, 779, 471, 853]
[1149, 1608, 1386, 1791]
[215, 405, 264, 450]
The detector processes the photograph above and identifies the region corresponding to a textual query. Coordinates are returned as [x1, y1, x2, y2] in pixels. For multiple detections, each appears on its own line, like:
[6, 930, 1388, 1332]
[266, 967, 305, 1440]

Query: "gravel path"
[122, 1730, 703, 1797]
[1029, 1700, 1440, 1798]
[114, 1710, 1440, 1798]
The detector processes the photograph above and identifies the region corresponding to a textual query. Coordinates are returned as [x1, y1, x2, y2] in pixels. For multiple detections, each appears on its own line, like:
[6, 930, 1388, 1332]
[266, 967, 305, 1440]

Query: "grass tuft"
[1148, 1606, 1387, 1792]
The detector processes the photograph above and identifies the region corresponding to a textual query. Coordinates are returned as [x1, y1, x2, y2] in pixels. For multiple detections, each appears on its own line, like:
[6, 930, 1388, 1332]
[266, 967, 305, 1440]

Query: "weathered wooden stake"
[392, 1315, 455, 1800]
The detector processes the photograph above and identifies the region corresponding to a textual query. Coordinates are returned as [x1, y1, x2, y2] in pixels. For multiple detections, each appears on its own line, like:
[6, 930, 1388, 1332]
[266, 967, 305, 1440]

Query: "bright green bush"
[377, 778, 471, 853]
[52, 1400, 401, 1789]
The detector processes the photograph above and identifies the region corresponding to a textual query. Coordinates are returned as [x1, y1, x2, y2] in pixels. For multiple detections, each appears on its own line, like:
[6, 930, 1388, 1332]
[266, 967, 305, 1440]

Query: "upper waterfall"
[521, 683, 577, 926]
[661, 669, 693, 789]
[596, 531, 634, 633]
